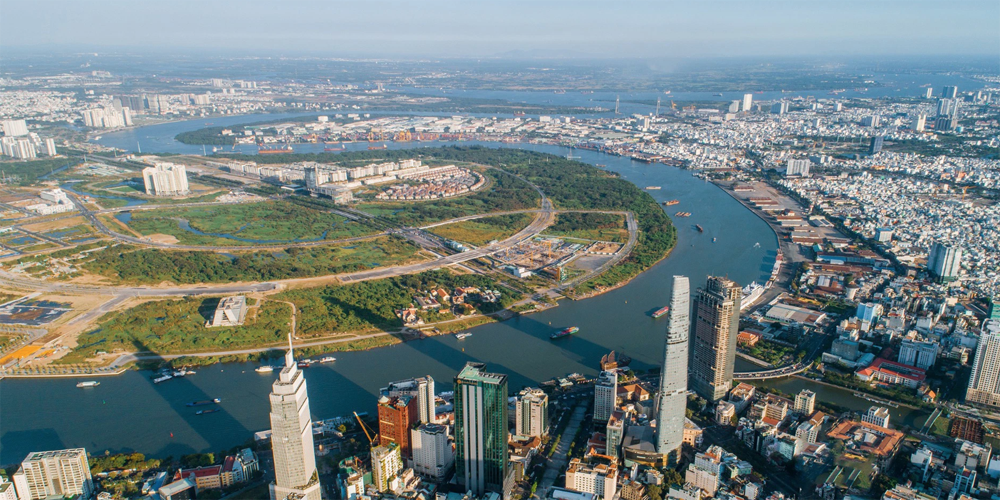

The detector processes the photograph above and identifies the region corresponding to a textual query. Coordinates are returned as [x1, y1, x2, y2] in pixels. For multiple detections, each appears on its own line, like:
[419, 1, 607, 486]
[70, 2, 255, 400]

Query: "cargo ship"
[196, 408, 221, 415]
[255, 365, 274, 373]
[76, 381, 100, 388]
[324, 144, 346, 151]
[187, 398, 222, 407]
[258, 145, 293, 154]
[368, 143, 387, 150]
[663, 200, 680, 206]
[652, 306, 670, 318]
[696, 224, 704, 232]
[645, 186, 661, 190]
[550, 326, 579, 340]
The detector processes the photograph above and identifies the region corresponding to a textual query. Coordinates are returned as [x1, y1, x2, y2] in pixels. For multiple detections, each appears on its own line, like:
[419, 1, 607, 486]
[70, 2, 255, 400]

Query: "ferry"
[652, 306, 670, 319]
[741, 282, 765, 311]
[297, 361, 311, 368]
[320, 356, 336, 363]
[455, 332, 472, 340]
[645, 186, 661, 190]
[695, 224, 704, 232]
[196, 408, 221, 415]
[76, 381, 100, 388]
[550, 326, 579, 340]
[186, 398, 222, 407]
[663, 200, 680, 206]
[255, 365, 274, 373]
[152, 374, 173, 384]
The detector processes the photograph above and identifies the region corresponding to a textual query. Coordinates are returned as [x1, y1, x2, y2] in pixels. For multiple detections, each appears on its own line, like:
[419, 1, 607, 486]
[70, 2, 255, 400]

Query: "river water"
[0, 105, 938, 461]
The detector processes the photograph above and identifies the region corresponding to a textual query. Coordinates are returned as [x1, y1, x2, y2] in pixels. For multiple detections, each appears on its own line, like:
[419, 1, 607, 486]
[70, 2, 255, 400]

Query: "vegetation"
[428, 213, 534, 245]
[83, 237, 422, 284]
[544, 212, 628, 242]
[823, 371, 930, 408]
[743, 339, 797, 365]
[89, 452, 160, 475]
[0, 157, 81, 185]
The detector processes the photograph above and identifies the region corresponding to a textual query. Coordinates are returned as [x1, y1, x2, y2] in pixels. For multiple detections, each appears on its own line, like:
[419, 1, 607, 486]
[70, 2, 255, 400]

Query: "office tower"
[927, 242, 962, 282]
[565, 459, 619, 500]
[914, 114, 927, 132]
[834, 102, 843, 112]
[937, 99, 955, 117]
[856, 302, 882, 323]
[606, 411, 625, 461]
[411, 423, 454, 481]
[785, 159, 810, 177]
[770, 101, 788, 115]
[594, 370, 618, 422]
[1, 119, 28, 137]
[514, 387, 548, 437]
[268, 335, 322, 500]
[11, 449, 93, 500]
[691, 277, 742, 402]
[861, 115, 880, 127]
[142, 163, 190, 196]
[382, 376, 436, 424]
[989, 298, 1000, 322]
[943, 86, 958, 99]
[728, 100, 740, 113]
[935, 116, 955, 132]
[967, 321, 1000, 407]
[378, 394, 418, 458]
[371, 443, 403, 492]
[454, 362, 508, 495]
[924, 88, 934, 99]
[869, 136, 884, 155]
[656, 276, 690, 462]
[794, 390, 815, 415]
[898, 340, 939, 370]
[741, 94, 753, 112]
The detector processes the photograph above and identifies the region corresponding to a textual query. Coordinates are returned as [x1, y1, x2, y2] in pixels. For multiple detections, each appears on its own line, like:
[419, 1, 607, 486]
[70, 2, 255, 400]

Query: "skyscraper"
[869, 136, 884, 155]
[411, 423, 454, 481]
[268, 335, 322, 500]
[11, 449, 93, 500]
[690, 277, 742, 402]
[967, 321, 1000, 407]
[794, 390, 816, 415]
[656, 276, 690, 463]
[914, 114, 927, 132]
[943, 85, 958, 99]
[381, 376, 436, 424]
[455, 362, 509, 495]
[142, 163, 190, 196]
[594, 370, 618, 422]
[741, 93, 753, 112]
[924, 87, 934, 99]
[927, 242, 962, 282]
[514, 387, 548, 438]
[378, 394, 419, 458]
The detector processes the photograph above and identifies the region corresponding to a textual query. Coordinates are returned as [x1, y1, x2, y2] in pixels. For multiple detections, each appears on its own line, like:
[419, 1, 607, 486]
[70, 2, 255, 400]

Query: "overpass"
[733, 362, 810, 380]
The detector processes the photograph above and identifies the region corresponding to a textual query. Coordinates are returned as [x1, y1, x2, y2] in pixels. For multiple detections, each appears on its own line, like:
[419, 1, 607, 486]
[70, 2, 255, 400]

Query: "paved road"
[540, 402, 587, 497]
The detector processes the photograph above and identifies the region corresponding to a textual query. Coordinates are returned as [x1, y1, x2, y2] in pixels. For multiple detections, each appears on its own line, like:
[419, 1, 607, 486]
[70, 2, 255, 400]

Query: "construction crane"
[670, 100, 677, 110]
[354, 411, 379, 448]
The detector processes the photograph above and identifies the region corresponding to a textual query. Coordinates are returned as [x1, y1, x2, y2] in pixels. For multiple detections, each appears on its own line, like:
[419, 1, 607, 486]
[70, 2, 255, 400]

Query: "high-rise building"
[927, 242, 962, 282]
[606, 411, 626, 461]
[856, 302, 882, 323]
[1, 119, 28, 137]
[371, 443, 403, 493]
[382, 376, 436, 424]
[988, 298, 1000, 322]
[914, 114, 927, 132]
[454, 362, 508, 495]
[594, 370, 618, 422]
[11, 448, 93, 500]
[691, 277, 742, 402]
[967, 321, 1000, 408]
[770, 101, 788, 115]
[514, 387, 548, 438]
[741, 94, 753, 112]
[861, 115, 880, 127]
[656, 276, 690, 463]
[935, 116, 955, 132]
[41, 138, 57, 156]
[924, 88, 934, 99]
[378, 394, 419, 458]
[142, 163, 190, 196]
[411, 423, 454, 481]
[898, 340, 939, 370]
[869, 136, 884, 155]
[943, 86, 958, 99]
[268, 335, 322, 500]
[862, 406, 891, 428]
[728, 100, 741, 113]
[785, 159, 810, 177]
[938, 99, 957, 117]
[565, 459, 618, 500]
[794, 390, 816, 415]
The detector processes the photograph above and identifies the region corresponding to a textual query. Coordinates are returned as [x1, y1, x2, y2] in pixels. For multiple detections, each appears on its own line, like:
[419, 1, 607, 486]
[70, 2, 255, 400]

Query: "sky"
[2, 0, 998, 59]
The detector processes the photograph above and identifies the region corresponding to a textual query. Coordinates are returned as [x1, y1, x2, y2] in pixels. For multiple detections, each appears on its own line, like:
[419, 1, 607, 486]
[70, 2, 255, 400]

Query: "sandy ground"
[36, 292, 119, 345]
[147, 233, 180, 244]
[20, 216, 89, 232]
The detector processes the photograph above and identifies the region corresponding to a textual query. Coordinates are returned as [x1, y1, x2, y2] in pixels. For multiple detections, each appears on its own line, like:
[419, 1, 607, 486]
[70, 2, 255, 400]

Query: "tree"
[871, 474, 897, 497]
[662, 469, 683, 487]
[647, 484, 664, 500]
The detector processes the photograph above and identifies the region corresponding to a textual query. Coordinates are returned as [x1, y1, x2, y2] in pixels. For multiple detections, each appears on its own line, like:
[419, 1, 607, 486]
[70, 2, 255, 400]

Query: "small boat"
[297, 361, 311, 368]
[696, 224, 704, 232]
[714, 93, 724, 97]
[550, 326, 579, 340]
[713, 237, 717, 242]
[255, 365, 274, 373]
[186, 398, 222, 407]
[645, 186, 661, 190]
[456, 332, 472, 340]
[77, 381, 100, 388]
[652, 306, 670, 319]
[152, 374, 173, 384]
[663, 200, 680, 206]
[196, 409, 221, 415]
[320, 356, 336, 363]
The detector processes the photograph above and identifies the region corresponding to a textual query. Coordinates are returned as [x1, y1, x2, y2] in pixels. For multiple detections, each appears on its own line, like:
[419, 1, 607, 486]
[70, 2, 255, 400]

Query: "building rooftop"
[456, 362, 506, 385]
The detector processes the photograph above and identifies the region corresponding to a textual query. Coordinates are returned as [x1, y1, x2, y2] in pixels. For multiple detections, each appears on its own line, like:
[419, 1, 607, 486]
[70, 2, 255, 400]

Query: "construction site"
[490, 236, 623, 279]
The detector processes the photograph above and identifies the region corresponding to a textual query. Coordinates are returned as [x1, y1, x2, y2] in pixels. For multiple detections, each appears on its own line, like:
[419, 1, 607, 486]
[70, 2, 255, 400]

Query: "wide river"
[0, 114, 932, 463]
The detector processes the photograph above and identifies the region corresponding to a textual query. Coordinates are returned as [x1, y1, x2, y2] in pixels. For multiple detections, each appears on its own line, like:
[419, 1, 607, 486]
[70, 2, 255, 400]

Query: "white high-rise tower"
[656, 276, 690, 463]
[269, 334, 322, 500]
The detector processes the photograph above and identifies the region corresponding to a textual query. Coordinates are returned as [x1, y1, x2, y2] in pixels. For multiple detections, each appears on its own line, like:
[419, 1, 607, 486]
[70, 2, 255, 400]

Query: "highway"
[733, 362, 809, 380]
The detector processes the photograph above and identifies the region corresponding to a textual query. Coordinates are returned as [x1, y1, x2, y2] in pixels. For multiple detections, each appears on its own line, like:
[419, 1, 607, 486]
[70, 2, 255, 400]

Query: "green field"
[82, 236, 423, 284]
[543, 212, 628, 242]
[122, 200, 378, 246]
[59, 297, 291, 363]
[428, 213, 534, 245]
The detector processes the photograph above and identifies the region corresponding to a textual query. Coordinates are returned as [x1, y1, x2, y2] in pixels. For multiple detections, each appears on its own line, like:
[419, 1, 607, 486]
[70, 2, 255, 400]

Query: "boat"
[695, 224, 704, 232]
[740, 282, 765, 310]
[550, 326, 579, 340]
[324, 146, 346, 152]
[196, 408, 221, 415]
[368, 143, 387, 150]
[595, 164, 606, 168]
[255, 365, 274, 373]
[320, 356, 336, 363]
[645, 186, 661, 190]
[713, 237, 717, 242]
[663, 200, 680, 206]
[152, 374, 173, 384]
[297, 361, 311, 368]
[663, 90, 671, 95]
[674, 211, 691, 217]
[455, 332, 472, 340]
[714, 93, 724, 97]
[186, 398, 222, 407]
[76, 381, 100, 388]
[258, 145, 293, 154]
[652, 306, 670, 319]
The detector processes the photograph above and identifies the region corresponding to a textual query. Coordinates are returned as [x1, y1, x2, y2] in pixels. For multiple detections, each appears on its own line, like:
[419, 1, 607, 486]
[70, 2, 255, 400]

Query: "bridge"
[734, 362, 809, 380]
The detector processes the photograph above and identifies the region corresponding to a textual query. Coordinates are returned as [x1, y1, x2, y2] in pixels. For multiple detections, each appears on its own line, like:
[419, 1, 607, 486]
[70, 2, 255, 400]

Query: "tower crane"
[354, 411, 379, 448]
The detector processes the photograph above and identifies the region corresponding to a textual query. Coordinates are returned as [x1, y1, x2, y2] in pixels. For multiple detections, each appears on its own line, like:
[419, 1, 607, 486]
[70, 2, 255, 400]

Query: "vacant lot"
[543, 212, 628, 243]
[429, 213, 534, 245]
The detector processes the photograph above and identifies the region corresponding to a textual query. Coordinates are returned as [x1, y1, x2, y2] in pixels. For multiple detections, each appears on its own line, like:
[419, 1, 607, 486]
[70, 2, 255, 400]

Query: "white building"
[861, 406, 891, 428]
[411, 423, 453, 481]
[794, 390, 815, 415]
[12, 448, 93, 500]
[207, 296, 248, 327]
[382, 376, 436, 424]
[1, 119, 28, 137]
[685, 464, 719, 497]
[928, 242, 962, 282]
[968, 321, 1000, 408]
[268, 336, 322, 500]
[898, 340, 938, 370]
[594, 370, 618, 422]
[515, 387, 549, 438]
[785, 159, 811, 177]
[657, 276, 690, 461]
[0, 479, 16, 500]
[565, 459, 618, 500]
[142, 163, 190, 196]
[371, 443, 403, 492]
[742, 94, 753, 112]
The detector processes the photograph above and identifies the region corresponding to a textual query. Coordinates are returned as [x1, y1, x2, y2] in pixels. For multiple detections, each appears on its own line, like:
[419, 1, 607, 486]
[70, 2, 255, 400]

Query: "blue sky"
[2, 0, 997, 58]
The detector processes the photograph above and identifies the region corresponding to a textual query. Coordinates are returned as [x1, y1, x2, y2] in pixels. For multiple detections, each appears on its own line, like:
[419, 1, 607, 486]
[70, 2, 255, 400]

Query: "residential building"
[691, 277, 742, 402]
[856, 302, 882, 323]
[371, 443, 403, 493]
[382, 376, 436, 424]
[656, 275, 690, 463]
[785, 159, 810, 177]
[955, 439, 992, 470]
[207, 296, 248, 327]
[455, 362, 508, 495]
[988, 298, 1000, 322]
[716, 401, 736, 425]
[928, 242, 962, 282]
[685, 464, 719, 497]
[968, 321, 1000, 408]
[11, 448, 93, 500]
[594, 370, 618, 422]
[794, 390, 816, 415]
[770, 101, 788, 115]
[378, 394, 419, 458]
[565, 459, 618, 500]
[742, 94, 753, 112]
[606, 411, 626, 461]
[0, 480, 16, 500]
[411, 423, 453, 481]
[883, 484, 937, 500]
[268, 335, 321, 500]
[861, 115, 880, 127]
[898, 340, 938, 370]
[862, 406, 891, 428]
[943, 86, 958, 99]
[515, 388, 548, 438]
[875, 227, 894, 243]
[142, 163, 190, 196]
[913, 114, 927, 132]
[869, 136, 884, 155]
[1, 119, 28, 137]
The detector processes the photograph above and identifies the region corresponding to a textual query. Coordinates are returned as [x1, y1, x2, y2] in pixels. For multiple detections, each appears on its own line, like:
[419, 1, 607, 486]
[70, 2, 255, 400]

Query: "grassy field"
[82, 236, 424, 284]
[543, 212, 628, 242]
[58, 297, 291, 363]
[428, 213, 534, 245]
[122, 200, 377, 246]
